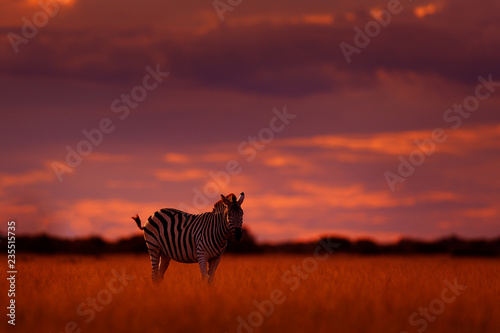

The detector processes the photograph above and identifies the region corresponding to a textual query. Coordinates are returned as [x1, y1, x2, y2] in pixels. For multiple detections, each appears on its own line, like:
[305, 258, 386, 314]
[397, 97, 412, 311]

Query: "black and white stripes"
[133, 192, 244, 283]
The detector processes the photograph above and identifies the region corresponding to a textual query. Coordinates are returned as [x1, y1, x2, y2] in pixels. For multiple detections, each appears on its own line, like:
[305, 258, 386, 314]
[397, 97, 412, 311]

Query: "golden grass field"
[2, 254, 500, 333]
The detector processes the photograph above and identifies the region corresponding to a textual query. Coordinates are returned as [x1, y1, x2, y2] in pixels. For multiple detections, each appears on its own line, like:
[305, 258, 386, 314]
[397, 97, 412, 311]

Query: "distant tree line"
[1, 228, 500, 257]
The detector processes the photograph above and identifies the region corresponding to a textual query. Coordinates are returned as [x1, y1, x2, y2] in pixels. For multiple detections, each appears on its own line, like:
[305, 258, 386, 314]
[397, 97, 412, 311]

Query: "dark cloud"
[1, 0, 499, 97]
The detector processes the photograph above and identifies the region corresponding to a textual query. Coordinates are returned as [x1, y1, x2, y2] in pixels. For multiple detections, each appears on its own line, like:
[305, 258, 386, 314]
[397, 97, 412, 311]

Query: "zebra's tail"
[132, 214, 144, 230]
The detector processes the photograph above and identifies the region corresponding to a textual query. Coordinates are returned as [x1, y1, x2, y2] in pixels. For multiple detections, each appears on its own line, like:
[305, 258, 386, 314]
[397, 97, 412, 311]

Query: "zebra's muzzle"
[234, 227, 242, 242]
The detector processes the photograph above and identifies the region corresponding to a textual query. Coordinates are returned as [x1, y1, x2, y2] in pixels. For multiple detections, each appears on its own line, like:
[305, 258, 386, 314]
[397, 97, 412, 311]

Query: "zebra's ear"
[221, 194, 231, 206]
[237, 192, 245, 205]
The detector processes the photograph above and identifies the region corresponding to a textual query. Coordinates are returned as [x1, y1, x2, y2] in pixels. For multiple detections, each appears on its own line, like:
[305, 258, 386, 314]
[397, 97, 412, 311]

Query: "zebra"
[132, 192, 245, 283]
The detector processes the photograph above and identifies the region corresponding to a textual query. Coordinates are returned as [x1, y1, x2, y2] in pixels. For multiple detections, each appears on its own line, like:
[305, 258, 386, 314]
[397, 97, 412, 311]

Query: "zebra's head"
[220, 192, 245, 242]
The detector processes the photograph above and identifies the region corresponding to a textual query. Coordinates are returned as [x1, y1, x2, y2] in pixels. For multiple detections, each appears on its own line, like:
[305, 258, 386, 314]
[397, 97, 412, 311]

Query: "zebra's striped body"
[133, 192, 244, 283]
[145, 208, 230, 263]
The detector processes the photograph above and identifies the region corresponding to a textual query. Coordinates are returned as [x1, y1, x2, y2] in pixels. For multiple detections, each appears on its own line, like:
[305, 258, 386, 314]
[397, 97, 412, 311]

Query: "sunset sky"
[1, 0, 499, 243]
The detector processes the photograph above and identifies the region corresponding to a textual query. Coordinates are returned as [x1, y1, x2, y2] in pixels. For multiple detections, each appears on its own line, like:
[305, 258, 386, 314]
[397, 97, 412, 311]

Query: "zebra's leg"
[158, 253, 171, 281]
[146, 244, 161, 284]
[197, 252, 209, 281]
[208, 256, 222, 283]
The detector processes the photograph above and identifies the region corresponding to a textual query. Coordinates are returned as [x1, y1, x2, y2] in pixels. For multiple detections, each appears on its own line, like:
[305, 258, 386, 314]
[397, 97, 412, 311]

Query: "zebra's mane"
[212, 201, 225, 214]
[212, 193, 237, 213]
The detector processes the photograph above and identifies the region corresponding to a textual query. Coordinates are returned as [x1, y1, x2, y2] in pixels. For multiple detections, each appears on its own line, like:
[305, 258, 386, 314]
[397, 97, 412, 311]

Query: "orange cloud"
[0, 203, 40, 216]
[164, 152, 237, 164]
[26, 0, 75, 6]
[55, 199, 167, 239]
[414, 3, 440, 18]
[276, 123, 500, 157]
[164, 153, 191, 164]
[279, 132, 425, 155]
[262, 152, 315, 172]
[0, 197, 54, 235]
[223, 13, 335, 28]
[303, 14, 335, 25]
[463, 207, 498, 219]
[0, 169, 54, 187]
[241, 180, 460, 229]
[155, 168, 208, 182]
[250, 218, 404, 244]
[291, 181, 459, 209]
[370, 8, 384, 20]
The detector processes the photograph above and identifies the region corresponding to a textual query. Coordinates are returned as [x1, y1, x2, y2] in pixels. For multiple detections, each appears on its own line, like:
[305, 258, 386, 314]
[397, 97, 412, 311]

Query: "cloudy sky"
[1, 0, 499, 243]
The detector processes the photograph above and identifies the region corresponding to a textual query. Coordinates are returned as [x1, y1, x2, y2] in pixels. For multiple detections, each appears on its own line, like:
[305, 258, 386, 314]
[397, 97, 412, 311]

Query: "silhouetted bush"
[226, 228, 261, 254]
[317, 237, 351, 253]
[5, 232, 500, 257]
[352, 239, 380, 254]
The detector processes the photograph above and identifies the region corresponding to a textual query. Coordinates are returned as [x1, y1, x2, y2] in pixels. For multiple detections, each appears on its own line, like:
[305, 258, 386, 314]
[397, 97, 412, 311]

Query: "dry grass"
[2, 254, 499, 333]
